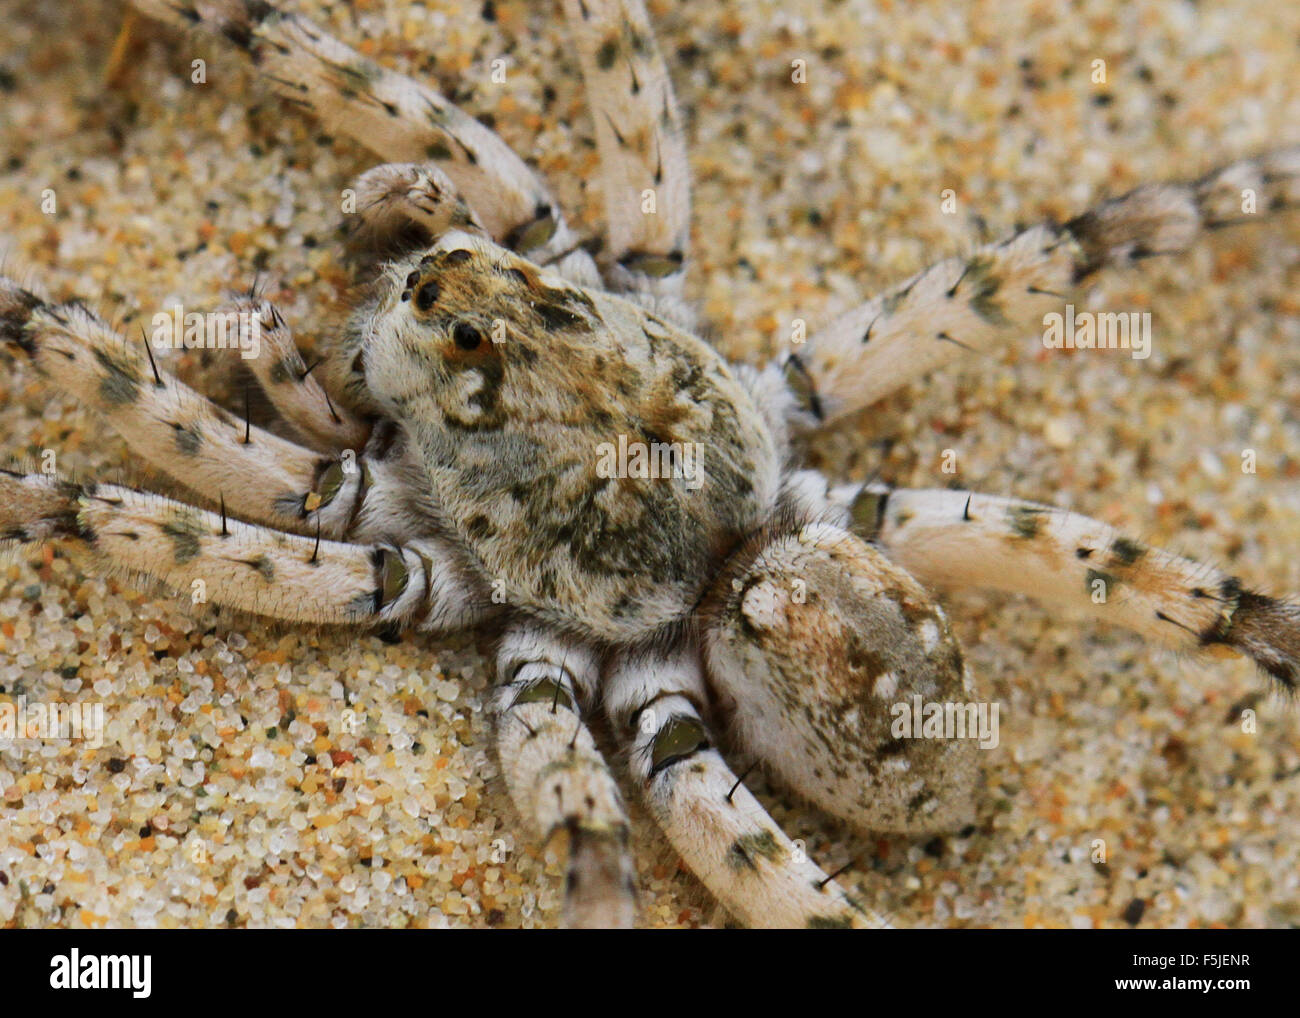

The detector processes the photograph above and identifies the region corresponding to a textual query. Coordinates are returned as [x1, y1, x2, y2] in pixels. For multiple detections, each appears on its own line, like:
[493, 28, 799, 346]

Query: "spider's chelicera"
[1, 0, 1297, 928]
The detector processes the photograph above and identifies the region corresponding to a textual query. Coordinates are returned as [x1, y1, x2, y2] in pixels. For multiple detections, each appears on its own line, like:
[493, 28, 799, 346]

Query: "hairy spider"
[1, 0, 1297, 928]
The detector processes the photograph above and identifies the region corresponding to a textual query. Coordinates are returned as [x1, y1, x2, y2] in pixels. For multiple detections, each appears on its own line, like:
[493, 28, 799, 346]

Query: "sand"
[0, 0, 1297, 928]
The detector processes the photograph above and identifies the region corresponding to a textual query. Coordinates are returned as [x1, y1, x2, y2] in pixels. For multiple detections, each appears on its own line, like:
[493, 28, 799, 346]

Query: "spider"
[1, 0, 1297, 928]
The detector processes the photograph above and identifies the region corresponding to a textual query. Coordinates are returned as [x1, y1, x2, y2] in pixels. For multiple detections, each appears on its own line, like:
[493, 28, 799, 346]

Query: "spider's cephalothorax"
[1, 0, 1297, 929]
[354, 231, 780, 640]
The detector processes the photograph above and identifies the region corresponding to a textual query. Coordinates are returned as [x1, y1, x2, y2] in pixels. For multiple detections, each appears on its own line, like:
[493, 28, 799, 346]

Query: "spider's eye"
[415, 281, 439, 311]
[452, 322, 482, 350]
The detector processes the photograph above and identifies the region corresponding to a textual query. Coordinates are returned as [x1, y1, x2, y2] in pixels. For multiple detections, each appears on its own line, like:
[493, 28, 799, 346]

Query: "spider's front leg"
[491, 626, 636, 929]
[604, 646, 890, 928]
[844, 485, 1300, 692]
[561, 0, 692, 317]
[340, 162, 489, 272]
[0, 278, 418, 545]
[0, 470, 489, 632]
[775, 147, 1300, 427]
[0, 278, 327, 533]
[127, 0, 593, 274]
[218, 295, 370, 452]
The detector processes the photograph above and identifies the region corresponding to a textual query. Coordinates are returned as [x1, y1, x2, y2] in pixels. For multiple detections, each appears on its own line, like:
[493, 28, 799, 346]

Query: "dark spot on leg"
[725, 830, 783, 872]
[1109, 536, 1145, 567]
[91, 347, 140, 407]
[161, 516, 203, 564]
[807, 915, 854, 929]
[173, 421, 203, 456]
[596, 37, 619, 70]
[1006, 503, 1046, 540]
[648, 715, 710, 778]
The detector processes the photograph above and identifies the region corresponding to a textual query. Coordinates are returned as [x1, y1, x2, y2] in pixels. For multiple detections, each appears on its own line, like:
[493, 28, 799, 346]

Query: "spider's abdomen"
[359, 233, 781, 639]
[703, 523, 980, 834]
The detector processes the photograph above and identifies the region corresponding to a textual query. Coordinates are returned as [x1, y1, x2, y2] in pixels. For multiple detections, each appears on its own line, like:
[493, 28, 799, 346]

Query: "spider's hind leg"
[492, 626, 637, 929]
[849, 485, 1300, 694]
[604, 647, 890, 928]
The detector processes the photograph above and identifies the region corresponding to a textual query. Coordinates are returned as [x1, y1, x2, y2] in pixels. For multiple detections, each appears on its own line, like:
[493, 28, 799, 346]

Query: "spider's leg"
[847, 485, 1300, 693]
[0, 279, 379, 539]
[128, 0, 595, 276]
[218, 296, 370, 452]
[561, 0, 692, 319]
[773, 147, 1300, 428]
[492, 626, 636, 929]
[0, 471, 489, 632]
[604, 647, 890, 928]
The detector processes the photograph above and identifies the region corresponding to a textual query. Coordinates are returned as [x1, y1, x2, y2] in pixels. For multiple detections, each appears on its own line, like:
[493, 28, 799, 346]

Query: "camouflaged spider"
[1, 0, 1297, 928]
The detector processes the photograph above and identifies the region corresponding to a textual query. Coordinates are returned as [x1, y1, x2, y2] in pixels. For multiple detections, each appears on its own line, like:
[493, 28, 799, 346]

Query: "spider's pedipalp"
[857, 487, 1300, 694]
[0, 471, 489, 632]
[562, 0, 692, 319]
[127, 0, 595, 275]
[343, 162, 488, 271]
[777, 147, 1300, 428]
[604, 647, 889, 928]
[492, 626, 636, 929]
[701, 521, 980, 837]
[220, 296, 371, 453]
